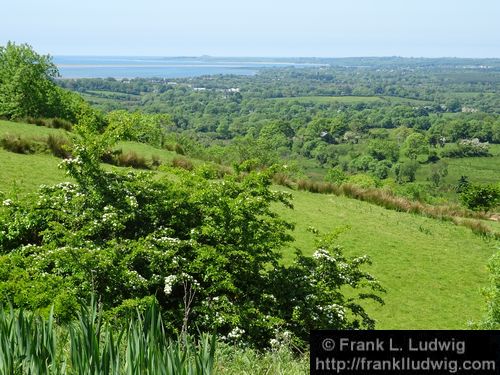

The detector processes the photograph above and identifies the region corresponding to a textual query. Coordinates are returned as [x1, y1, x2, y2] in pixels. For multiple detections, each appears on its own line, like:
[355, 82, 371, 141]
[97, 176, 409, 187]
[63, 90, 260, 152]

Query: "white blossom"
[313, 248, 331, 260]
[164, 275, 177, 295]
[228, 327, 245, 340]
[2, 199, 13, 206]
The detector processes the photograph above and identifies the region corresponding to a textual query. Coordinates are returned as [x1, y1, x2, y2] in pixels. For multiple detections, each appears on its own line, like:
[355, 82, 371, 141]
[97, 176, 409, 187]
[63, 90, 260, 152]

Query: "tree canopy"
[0, 42, 61, 119]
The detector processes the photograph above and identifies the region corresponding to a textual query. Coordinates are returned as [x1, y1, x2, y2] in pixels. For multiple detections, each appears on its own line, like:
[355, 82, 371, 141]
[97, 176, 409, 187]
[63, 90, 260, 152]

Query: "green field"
[442, 144, 500, 185]
[0, 120, 497, 330]
[275, 188, 496, 329]
[417, 144, 500, 188]
[0, 120, 183, 195]
[0, 119, 69, 138]
[271, 95, 430, 105]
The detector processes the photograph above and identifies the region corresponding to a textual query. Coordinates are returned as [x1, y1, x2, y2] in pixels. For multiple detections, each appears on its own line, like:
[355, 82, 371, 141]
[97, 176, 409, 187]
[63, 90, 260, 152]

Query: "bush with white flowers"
[0, 124, 384, 348]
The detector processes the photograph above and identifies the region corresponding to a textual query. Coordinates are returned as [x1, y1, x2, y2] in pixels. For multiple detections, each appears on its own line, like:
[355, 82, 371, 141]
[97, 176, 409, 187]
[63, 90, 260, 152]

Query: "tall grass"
[295, 179, 498, 238]
[0, 306, 59, 374]
[116, 151, 149, 169]
[1, 134, 36, 154]
[172, 157, 194, 171]
[101, 149, 151, 170]
[25, 117, 72, 131]
[0, 299, 216, 375]
[47, 135, 72, 159]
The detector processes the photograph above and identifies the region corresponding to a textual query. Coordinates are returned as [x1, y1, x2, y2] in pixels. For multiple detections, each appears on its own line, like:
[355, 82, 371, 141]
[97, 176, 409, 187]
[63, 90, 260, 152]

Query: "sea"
[54, 56, 326, 79]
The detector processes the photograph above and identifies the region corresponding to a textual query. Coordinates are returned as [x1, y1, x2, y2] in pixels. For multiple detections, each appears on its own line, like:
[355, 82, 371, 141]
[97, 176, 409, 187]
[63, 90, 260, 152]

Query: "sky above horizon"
[1, 0, 499, 58]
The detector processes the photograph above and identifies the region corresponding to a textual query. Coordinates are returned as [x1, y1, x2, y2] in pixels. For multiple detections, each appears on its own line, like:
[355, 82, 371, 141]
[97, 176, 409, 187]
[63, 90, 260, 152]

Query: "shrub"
[0, 134, 35, 154]
[472, 252, 500, 329]
[460, 184, 500, 211]
[99, 148, 119, 164]
[0, 130, 384, 349]
[324, 166, 347, 185]
[25, 116, 47, 126]
[427, 161, 448, 187]
[395, 182, 431, 203]
[394, 161, 419, 183]
[296, 179, 340, 194]
[172, 156, 194, 171]
[456, 176, 470, 193]
[347, 173, 379, 189]
[272, 172, 294, 188]
[163, 143, 175, 152]
[195, 164, 231, 180]
[174, 143, 185, 155]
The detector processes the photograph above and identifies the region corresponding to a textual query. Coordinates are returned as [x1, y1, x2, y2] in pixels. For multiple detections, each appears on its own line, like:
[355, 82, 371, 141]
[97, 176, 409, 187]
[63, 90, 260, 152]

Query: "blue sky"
[1, 0, 499, 57]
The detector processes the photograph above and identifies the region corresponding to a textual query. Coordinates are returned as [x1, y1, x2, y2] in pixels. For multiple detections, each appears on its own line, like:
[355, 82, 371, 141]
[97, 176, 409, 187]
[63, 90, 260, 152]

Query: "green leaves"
[0, 42, 58, 119]
[460, 183, 500, 211]
[0, 129, 383, 349]
[0, 299, 217, 374]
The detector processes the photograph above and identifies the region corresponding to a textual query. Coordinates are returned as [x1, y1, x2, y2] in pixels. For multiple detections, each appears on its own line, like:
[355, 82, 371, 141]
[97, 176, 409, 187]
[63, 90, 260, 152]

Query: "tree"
[428, 161, 448, 187]
[367, 139, 399, 162]
[0, 42, 59, 119]
[456, 176, 470, 193]
[324, 166, 347, 185]
[395, 161, 419, 183]
[446, 98, 462, 113]
[402, 133, 428, 160]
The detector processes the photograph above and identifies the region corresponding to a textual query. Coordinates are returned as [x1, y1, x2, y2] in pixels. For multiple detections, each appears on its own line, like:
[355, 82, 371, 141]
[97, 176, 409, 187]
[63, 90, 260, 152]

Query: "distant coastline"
[53, 56, 326, 79]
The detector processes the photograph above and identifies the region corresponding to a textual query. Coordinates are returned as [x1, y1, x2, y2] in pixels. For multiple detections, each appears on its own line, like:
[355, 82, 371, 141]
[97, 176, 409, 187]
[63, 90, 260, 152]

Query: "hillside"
[275, 188, 496, 329]
[1, 119, 497, 330]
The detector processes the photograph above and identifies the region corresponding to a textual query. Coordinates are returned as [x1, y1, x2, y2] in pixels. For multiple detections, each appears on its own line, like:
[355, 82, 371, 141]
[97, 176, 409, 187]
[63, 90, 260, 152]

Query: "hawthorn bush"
[0, 123, 384, 348]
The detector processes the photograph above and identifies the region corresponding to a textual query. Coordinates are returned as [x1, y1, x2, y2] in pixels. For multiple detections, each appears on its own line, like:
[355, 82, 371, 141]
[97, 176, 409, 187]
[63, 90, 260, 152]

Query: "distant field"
[275, 188, 497, 329]
[418, 144, 500, 186]
[0, 149, 69, 195]
[86, 90, 141, 98]
[271, 95, 430, 105]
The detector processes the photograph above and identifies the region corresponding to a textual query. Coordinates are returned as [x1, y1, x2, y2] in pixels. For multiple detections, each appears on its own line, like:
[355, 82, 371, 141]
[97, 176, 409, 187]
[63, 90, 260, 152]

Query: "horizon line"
[51, 54, 500, 60]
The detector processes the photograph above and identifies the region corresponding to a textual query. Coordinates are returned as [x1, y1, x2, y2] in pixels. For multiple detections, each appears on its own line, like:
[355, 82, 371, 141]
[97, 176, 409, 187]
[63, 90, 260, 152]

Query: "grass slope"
[0, 120, 182, 195]
[0, 120, 71, 194]
[275, 188, 497, 329]
[1, 120, 497, 330]
[0, 149, 69, 195]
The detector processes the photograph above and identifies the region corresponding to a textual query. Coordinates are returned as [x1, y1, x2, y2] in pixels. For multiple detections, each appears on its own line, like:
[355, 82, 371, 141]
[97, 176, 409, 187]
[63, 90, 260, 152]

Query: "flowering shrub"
[441, 138, 491, 158]
[0, 125, 384, 348]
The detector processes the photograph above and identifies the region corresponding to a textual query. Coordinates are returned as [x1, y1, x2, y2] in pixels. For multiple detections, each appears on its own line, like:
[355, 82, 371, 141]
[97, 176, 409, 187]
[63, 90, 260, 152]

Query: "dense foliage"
[473, 252, 500, 329]
[460, 184, 500, 211]
[0, 123, 384, 348]
[0, 42, 98, 124]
